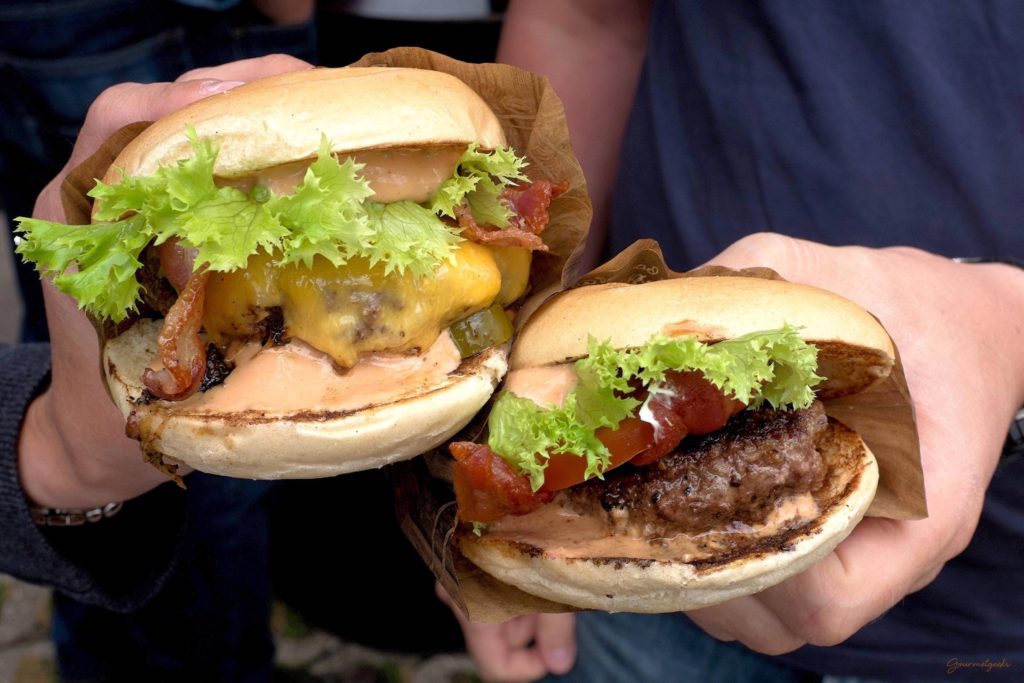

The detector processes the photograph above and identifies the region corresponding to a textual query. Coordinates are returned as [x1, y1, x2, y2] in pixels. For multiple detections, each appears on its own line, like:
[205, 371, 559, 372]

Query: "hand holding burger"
[17, 55, 312, 510]
[452, 271, 892, 612]
[17, 57, 571, 482]
[684, 233, 1024, 655]
[450, 233, 1024, 681]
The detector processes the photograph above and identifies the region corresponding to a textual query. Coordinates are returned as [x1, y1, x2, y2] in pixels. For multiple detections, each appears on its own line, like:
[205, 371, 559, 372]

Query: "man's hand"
[17, 55, 311, 510]
[684, 232, 1024, 654]
[437, 583, 576, 681]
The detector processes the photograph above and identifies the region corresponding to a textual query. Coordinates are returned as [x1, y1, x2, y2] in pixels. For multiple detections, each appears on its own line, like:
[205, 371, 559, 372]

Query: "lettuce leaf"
[14, 214, 150, 322]
[430, 144, 528, 227]
[15, 132, 530, 321]
[488, 391, 611, 491]
[487, 326, 822, 490]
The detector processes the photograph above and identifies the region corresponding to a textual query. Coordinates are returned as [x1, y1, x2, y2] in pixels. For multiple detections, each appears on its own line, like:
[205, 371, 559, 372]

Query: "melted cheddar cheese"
[203, 243, 530, 368]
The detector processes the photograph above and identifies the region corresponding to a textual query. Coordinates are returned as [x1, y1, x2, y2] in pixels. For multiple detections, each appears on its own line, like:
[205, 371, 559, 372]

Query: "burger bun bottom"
[459, 419, 877, 613]
[104, 319, 508, 479]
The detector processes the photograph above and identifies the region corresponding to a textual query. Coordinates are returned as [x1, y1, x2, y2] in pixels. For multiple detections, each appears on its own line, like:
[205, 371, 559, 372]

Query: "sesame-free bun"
[105, 319, 508, 479]
[459, 275, 892, 612]
[96, 66, 514, 478]
[460, 420, 878, 613]
[102, 67, 507, 182]
[511, 277, 896, 399]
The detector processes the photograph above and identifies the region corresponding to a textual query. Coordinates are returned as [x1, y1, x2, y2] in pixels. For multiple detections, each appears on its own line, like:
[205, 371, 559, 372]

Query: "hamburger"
[15, 66, 570, 479]
[450, 276, 893, 612]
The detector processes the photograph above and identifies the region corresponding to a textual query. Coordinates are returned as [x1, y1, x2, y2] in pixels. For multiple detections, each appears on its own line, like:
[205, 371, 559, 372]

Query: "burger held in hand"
[450, 276, 894, 612]
[16, 66, 568, 479]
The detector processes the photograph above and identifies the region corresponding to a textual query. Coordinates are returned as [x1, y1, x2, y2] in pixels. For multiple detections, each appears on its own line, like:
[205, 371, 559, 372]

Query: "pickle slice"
[450, 304, 514, 358]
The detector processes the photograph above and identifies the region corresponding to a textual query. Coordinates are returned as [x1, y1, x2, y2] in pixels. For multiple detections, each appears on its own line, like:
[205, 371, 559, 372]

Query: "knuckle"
[799, 611, 858, 647]
[731, 232, 804, 271]
[84, 82, 143, 129]
[258, 52, 308, 70]
[749, 636, 805, 656]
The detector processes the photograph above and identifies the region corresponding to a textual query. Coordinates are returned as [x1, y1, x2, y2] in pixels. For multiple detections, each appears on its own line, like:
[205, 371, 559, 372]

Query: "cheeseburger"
[451, 276, 893, 612]
[16, 67, 568, 479]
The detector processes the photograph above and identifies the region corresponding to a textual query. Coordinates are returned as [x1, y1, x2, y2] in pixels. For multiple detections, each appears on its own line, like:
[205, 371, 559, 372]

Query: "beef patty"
[564, 401, 828, 534]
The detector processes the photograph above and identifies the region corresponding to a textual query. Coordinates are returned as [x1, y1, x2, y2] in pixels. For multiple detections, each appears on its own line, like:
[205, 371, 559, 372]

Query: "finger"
[687, 595, 806, 656]
[436, 586, 547, 682]
[501, 615, 536, 650]
[753, 517, 946, 648]
[175, 53, 311, 83]
[700, 232, 811, 277]
[67, 78, 242, 172]
[466, 620, 548, 683]
[704, 229, 839, 282]
[535, 613, 577, 675]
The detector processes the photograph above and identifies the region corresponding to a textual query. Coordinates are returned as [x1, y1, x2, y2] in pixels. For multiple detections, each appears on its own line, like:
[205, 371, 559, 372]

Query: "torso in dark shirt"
[610, 1, 1024, 676]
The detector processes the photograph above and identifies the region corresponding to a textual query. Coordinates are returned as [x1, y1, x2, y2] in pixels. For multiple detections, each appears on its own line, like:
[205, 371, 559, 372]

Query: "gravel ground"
[0, 575, 480, 683]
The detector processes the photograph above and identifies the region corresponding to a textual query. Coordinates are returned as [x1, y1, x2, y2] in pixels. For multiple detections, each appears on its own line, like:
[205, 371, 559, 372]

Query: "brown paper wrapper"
[392, 238, 926, 622]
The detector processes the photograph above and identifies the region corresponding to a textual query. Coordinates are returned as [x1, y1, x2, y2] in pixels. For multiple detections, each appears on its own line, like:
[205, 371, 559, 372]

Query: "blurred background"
[0, 220, 20, 344]
[0, 1, 510, 681]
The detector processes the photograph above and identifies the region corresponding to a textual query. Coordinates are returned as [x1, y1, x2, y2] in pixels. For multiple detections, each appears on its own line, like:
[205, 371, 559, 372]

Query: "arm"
[498, 0, 651, 271]
[4, 55, 311, 608]
[687, 234, 1024, 653]
[447, 7, 651, 676]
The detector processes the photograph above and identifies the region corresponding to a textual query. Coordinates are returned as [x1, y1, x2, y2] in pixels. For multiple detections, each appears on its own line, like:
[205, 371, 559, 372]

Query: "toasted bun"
[460, 419, 878, 612]
[511, 277, 895, 399]
[105, 320, 507, 478]
[458, 276, 890, 612]
[103, 67, 507, 182]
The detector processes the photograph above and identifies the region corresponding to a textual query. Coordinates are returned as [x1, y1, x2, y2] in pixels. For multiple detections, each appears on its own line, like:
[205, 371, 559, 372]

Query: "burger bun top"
[510, 276, 896, 399]
[103, 67, 507, 183]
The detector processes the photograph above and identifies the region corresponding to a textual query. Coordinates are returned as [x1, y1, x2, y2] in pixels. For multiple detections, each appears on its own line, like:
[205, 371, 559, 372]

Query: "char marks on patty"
[564, 401, 828, 534]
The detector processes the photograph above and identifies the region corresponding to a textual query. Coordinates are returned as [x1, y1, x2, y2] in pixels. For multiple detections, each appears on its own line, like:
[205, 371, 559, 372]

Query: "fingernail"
[200, 80, 245, 94]
[548, 648, 574, 673]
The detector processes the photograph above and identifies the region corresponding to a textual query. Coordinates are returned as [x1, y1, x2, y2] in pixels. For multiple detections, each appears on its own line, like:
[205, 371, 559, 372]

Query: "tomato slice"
[451, 372, 749, 522]
[451, 442, 552, 523]
[630, 372, 747, 467]
[665, 370, 745, 434]
[540, 417, 654, 493]
[630, 397, 687, 466]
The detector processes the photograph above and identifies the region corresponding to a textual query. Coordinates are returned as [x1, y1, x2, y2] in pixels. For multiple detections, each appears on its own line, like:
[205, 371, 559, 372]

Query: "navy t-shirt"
[610, 0, 1024, 677]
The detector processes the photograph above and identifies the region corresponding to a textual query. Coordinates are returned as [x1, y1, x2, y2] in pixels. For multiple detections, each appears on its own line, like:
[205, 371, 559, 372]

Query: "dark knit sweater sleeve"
[0, 343, 187, 612]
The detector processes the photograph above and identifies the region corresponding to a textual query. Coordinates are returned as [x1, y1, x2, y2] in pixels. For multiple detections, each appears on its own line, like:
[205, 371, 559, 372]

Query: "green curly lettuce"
[487, 326, 822, 490]
[15, 131, 530, 322]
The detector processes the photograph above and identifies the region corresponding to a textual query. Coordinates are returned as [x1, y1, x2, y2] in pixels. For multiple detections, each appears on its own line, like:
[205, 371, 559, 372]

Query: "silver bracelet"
[30, 501, 124, 527]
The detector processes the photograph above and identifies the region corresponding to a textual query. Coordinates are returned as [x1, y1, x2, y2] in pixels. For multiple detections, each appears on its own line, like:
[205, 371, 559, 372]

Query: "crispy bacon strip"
[506, 179, 569, 233]
[142, 268, 210, 401]
[457, 179, 569, 251]
[157, 237, 199, 292]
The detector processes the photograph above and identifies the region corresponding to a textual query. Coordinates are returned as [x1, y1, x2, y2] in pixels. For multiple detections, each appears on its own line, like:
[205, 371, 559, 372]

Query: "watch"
[30, 501, 123, 527]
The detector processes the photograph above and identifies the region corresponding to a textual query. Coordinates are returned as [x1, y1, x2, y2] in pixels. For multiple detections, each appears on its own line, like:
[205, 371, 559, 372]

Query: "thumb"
[535, 613, 577, 675]
[702, 232, 817, 281]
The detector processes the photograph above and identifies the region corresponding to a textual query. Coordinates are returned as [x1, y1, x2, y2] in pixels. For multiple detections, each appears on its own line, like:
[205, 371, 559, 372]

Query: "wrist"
[18, 390, 138, 509]
[984, 261, 1024, 407]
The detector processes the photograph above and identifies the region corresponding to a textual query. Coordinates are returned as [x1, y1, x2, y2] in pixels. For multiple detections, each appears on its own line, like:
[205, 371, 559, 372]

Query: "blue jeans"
[544, 612, 819, 683]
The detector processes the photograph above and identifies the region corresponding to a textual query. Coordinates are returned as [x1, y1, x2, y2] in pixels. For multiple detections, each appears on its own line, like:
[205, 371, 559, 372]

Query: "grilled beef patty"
[565, 401, 828, 534]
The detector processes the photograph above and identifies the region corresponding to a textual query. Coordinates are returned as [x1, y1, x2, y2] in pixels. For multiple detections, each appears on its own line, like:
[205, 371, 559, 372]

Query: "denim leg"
[544, 612, 820, 683]
[53, 474, 278, 682]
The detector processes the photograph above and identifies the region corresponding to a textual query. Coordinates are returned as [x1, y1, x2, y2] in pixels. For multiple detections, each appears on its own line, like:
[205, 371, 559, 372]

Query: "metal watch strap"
[1003, 408, 1024, 469]
[952, 255, 1024, 269]
[30, 501, 124, 527]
